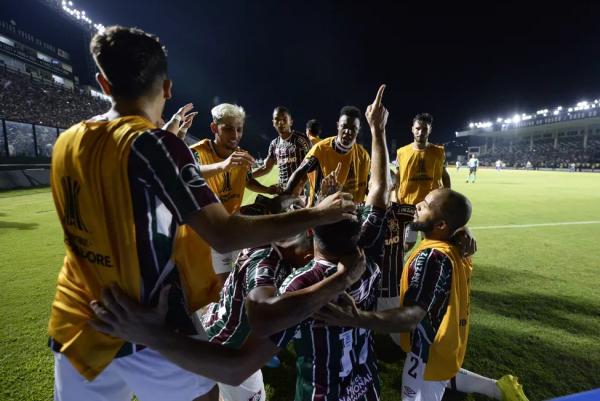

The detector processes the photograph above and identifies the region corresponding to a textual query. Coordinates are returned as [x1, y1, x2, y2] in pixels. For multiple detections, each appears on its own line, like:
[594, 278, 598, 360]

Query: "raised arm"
[442, 167, 451, 188]
[365, 84, 390, 209]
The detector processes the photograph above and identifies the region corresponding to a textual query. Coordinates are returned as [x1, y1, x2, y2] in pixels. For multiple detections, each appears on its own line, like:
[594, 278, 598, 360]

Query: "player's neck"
[279, 130, 292, 140]
[104, 98, 160, 126]
[313, 247, 340, 264]
[412, 141, 428, 150]
[212, 139, 234, 159]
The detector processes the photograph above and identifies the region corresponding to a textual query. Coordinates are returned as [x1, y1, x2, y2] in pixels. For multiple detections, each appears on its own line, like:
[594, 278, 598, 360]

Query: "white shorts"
[211, 249, 240, 275]
[376, 296, 401, 346]
[218, 369, 266, 401]
[53, 348, 215, 401]
[401, 352, 448, 401]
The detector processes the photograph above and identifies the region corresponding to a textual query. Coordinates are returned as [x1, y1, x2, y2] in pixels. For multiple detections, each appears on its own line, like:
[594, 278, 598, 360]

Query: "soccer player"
[466, 153, 479, 183]
[252, 106, 311, 193]
[316, 188, 528, 401]
[496, 159, 502, 171]
[49, 25, 355, 401]
[456, 160, 462, 171]
[188, 103, 279, 287]
[269, 85, 389, 401]
[396, 113, 451, 252]
[283, 106, 371, 206]
[200, 195, 365, 401]
[306, 118, 322, 146]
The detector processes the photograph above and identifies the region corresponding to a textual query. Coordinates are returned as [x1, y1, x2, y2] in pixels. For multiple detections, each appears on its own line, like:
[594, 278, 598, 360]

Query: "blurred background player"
[456, 160, 462, 171]
[283, 106, 371, 206]
[466, 153, 479, 183]
[305, 118, 322, 146]
[252, 106, 311, 194]
[188, 103, 279, 287]
[396, 113, 450, 252]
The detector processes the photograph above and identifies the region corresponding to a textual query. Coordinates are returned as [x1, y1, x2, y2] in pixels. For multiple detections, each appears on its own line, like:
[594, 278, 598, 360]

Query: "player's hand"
[222, 150, 255, 171]
[88, 284, 170, 346]
[177, 111, 198, 139]
[266, 184, 282, 195]
[315, 191, 357, 223]
[451, 226, 477, 257]
[314, 292, 360, 327]
[337, 247, 366, 286]
[163, 103, 196, 138]
[318, 162, 343, 199]
[365, 84, 389, 133]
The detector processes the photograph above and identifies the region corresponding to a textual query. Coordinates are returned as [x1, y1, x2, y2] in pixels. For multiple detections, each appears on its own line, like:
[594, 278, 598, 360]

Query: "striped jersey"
[376, 202, 416, 298]
[267, 130, 311, 187]
[402, 248, 452, 362]
[48, 116, 219, 379]
[271, 206, 386, 401]
[202, 245, 293, 348]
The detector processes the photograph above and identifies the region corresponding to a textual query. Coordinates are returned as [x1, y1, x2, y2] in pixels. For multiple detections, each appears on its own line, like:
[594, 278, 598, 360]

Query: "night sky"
[5, 0, 600, 156]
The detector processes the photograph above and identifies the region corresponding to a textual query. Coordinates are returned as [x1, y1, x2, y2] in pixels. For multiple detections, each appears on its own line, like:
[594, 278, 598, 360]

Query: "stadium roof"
[456, 100, 600, 137]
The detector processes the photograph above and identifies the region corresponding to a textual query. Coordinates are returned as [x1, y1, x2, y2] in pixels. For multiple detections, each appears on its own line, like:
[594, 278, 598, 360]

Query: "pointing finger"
[373, 84, 386, 107]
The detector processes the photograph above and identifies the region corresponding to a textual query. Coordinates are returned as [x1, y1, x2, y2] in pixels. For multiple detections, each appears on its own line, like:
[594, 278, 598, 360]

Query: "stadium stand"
[0, 66, 109, 131]
[457, 102, 600, 171]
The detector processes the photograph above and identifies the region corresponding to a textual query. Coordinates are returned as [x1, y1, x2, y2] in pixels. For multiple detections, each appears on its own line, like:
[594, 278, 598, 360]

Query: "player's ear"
[210, 122, 219, 135]
[96, 73, 112, 96]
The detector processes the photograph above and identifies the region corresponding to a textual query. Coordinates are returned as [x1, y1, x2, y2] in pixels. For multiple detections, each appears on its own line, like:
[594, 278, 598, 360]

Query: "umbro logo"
[181, 163, 205, 188]
[403, 386, 416, 397]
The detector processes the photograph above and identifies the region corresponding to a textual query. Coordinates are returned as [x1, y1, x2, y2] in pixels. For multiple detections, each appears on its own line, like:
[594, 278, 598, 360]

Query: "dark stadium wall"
[0, 0, 96, 86]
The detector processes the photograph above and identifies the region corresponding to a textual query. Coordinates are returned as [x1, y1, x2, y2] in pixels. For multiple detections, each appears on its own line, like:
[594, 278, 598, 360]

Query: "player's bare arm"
[198, 150, 255, 179]
[315, 292, 426, 333]
[251, 156, 275, 178]
[442, 166, 451, 188]
[246, 177, 280, 195]
[89, 286, 279, 386]
[364, 84, 390, 209]
[282, 160, 312, 195]
[245, 250, 366, 337]
[184, 191, 356, 253]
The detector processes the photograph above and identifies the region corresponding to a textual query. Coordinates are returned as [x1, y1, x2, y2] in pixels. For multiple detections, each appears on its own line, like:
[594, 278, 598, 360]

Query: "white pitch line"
[472, 221, 600, 230]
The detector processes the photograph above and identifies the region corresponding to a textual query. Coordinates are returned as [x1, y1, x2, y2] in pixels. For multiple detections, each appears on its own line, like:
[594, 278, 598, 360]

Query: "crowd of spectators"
[477, 136, 600, 170]
[0, 67, 109, 129]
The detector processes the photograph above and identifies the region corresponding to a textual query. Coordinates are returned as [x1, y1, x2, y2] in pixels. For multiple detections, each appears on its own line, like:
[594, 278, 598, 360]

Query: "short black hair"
[340, 105, 362, 121]
[413, 113, 433, 125]
[90, 26, 168, 99]
[273, 106, 291, 117]
[306, 119, 321, 134]
[438, 189, 472, 233]
[313, 219, 361, 255]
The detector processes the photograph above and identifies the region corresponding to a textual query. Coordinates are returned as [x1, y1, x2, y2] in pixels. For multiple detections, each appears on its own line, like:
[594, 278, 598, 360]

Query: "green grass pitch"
[1, 168, 599, 400]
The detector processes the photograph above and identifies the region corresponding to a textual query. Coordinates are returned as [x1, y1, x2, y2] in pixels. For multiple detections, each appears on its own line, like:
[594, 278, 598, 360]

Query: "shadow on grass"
[465, 324, 599, 401]
[0, 220, 39, 230]
[472, 265, 599, 338]
[473, 263, 554, 287]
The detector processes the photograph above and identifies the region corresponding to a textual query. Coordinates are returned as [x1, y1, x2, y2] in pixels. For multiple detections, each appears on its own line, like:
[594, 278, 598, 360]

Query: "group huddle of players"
[47, 26, 528, 401]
